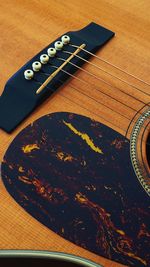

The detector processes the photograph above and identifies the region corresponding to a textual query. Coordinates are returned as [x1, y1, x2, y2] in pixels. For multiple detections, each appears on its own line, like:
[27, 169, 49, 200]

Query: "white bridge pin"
[47, 47, 56, 57]
[24, 69, 34, 80]
[32, 61, 42, 71]
[61, 35, 70, 44]
[40, 54, 49, 64]
[54, 41, 63, 50]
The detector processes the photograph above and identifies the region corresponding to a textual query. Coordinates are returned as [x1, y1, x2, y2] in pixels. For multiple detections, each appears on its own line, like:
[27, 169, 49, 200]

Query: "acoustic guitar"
[0, 1, 149, 267]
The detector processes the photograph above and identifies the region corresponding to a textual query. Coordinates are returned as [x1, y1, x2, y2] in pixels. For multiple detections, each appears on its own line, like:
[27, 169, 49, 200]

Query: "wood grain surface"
[0, 1, 150, 266]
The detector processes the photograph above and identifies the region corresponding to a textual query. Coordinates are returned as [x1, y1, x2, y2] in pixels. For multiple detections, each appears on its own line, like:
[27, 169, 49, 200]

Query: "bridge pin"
[47, 47, 56, 57]
[54, 41, 63, 50]
[32, 61, 42, 71]
[40, 54, 49, 64]
[61, 35, 70, 44]
[24, 69, 34, 80]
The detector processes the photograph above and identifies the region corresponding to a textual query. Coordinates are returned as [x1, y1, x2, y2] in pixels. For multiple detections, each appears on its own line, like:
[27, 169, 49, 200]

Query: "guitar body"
[0, 1, 149, 267]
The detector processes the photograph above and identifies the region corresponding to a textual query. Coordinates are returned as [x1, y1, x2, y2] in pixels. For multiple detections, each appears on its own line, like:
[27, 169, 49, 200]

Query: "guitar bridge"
[0, 22, 114, 133]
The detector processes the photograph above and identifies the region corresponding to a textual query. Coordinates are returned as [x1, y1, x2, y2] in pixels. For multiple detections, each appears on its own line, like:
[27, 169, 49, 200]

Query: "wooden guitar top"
[0, 1, 150, 267]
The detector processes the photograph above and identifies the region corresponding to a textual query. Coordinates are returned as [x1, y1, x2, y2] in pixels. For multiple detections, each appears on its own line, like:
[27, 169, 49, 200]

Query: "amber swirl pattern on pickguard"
[1, 112, 150, 267]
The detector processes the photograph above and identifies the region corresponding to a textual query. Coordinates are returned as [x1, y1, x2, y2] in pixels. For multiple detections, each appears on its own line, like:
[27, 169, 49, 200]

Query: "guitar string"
[56, 56, 150, 108]
[34, 75, 128, 134]
[55, 67, 150, 146]
[58, 49, 150, 136]
[52, 68, 150, 139]
[46, 62, 139, 113]
[63, 50, 150, 99]
[40, 70, 130, 121]
[69, 44, 150, 90]
[35, 71, 150, 146]
[36, 65, 149, 139]
[55, 57, 150, 136]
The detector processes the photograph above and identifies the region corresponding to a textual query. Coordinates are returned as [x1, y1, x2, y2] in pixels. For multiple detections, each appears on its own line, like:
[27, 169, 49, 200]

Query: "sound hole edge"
[146, 132, 150, 168]
[130, 109, 150, 196]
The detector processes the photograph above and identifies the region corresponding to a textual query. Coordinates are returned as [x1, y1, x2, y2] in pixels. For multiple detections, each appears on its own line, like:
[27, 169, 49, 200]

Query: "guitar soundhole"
[0, 257, 85, 267]
[146, 133, 150, 168]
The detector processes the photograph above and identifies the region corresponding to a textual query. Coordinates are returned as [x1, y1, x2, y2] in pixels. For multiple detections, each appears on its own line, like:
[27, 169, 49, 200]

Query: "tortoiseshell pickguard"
[1, 112, 150, 267]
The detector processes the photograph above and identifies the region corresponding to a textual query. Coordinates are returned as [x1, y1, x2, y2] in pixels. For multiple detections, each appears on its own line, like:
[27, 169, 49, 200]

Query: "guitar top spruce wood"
[0, 1, 150, 267]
